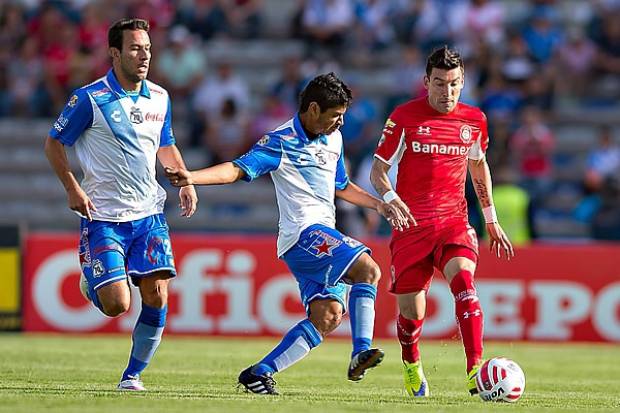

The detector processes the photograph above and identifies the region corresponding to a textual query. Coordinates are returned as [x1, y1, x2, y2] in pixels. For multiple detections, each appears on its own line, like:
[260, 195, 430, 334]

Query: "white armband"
[382, 190, 399, 203]
[482, 205, 498, 223]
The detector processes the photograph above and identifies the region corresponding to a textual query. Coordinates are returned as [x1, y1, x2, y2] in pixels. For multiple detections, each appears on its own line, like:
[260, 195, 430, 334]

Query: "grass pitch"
[0, 334, 619, 412]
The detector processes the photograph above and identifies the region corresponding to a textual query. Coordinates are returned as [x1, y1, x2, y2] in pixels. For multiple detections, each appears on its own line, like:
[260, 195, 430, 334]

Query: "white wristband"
[482, 206, 498, 223]
[382, 190, 399, 203]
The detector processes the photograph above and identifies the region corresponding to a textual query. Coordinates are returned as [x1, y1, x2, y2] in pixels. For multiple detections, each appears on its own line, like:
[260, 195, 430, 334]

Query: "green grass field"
[1, 334, 619, 412]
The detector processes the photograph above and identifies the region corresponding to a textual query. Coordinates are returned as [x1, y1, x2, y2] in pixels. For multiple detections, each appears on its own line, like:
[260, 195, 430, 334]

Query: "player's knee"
[310, 305, 343, 336]
[140, 278, 169, 308]
[101, 297, 130, 317]
[356, 260, 381, 285]
[400, 305, 425, 320]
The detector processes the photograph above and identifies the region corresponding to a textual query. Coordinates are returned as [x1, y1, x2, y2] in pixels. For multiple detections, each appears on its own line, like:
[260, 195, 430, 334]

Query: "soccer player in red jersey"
[370, 46, 514, 397]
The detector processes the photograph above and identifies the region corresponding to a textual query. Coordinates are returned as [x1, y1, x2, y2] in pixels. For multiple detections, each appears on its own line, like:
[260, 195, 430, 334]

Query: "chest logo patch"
[460, 124, 472, 143]
[130, 106, 144, 124]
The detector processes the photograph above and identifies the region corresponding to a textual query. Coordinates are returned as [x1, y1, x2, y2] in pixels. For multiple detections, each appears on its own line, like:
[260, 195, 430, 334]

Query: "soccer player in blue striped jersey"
[166, 73, 406, 395]
[44, 18, 198, 391]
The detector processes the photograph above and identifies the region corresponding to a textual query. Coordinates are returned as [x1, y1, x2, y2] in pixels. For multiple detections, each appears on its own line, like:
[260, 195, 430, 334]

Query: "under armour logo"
[417, 126, 431, 135]
[463, 310, 481, 319]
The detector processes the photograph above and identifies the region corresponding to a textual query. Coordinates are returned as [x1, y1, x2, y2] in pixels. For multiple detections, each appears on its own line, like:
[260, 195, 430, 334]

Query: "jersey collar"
[293, 113, 328, 145]
[106, 69, 151, 99]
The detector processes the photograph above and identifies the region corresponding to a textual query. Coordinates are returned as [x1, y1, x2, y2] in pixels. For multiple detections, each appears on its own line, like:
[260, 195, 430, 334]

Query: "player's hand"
[179, 185, 198, 218]
[377, 201, 414, 231]
[165, 167, 193, 187]
[486, 222, 514, 260]
[381, 198, 417, 231]
[67, 187, 96, 221]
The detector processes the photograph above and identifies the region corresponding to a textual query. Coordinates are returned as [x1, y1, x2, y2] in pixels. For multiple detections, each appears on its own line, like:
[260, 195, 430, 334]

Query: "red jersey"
[375, 97, 489, 227]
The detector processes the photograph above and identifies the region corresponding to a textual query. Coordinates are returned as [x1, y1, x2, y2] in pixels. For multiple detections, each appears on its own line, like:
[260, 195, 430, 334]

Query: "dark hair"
[299, 72, 352, 113]
[108, 18, 149, 51]
[425, 46, 464, 76]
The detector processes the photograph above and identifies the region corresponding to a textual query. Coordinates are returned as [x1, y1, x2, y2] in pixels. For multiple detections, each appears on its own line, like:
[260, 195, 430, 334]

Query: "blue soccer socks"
[121, 303, 167, 381]
[349, 283, 377, 357]
[252, 318, 323, 376]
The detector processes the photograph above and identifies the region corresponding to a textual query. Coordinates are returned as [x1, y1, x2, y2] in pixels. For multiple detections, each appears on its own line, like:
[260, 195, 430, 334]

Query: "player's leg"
[239, 298, 340, 394]
[119, 214, 176, 391]
[391, 258, 434, 397]
[78, 219, 132, 316]
[343, 253, 384, 381]
[118, 272, 171, 391]
[440, 245, 482, 394]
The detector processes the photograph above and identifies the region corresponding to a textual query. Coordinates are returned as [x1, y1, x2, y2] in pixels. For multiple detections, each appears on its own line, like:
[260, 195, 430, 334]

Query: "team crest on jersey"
[92, 259, 105, 278]
[257, 135, 270, 146]
[308, 230, 342, 258]
[68, 94, 78, 107]
[342, 236, 362, 248]
[460, 125, 473, 143]
[130, 106, 144, 124]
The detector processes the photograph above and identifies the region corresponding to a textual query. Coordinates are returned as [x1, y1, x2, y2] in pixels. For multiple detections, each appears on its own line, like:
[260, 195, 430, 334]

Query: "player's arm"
[44, 136, 96, 221]
[468, 157, 514, 259]
[158, 145, 198, 217]
[335, 181, 404, 230]
[165, 162, 246, 186]
[45, 89, 95, 220]
[369, 157, 416, 229]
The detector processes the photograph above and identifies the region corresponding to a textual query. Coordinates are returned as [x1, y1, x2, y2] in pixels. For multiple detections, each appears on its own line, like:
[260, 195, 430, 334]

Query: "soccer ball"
[475, 357, 525, 402]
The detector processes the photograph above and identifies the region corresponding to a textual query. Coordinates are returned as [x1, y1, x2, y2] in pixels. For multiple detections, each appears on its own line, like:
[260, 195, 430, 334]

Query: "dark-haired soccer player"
[45, 19, 198, 391]
[370, 46, 514, 397]
[166, 72, 403, 395]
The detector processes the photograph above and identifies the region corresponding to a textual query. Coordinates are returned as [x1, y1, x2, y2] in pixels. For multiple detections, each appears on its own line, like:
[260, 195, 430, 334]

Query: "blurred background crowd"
[1, 0, 619, 242]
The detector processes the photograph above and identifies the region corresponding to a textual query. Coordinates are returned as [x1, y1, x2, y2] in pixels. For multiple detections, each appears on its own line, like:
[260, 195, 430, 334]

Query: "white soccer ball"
[476, 357, 525, 402]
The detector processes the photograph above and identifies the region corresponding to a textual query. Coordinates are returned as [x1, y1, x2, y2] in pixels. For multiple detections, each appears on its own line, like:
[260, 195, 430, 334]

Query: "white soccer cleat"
[117, 378, 146, 391]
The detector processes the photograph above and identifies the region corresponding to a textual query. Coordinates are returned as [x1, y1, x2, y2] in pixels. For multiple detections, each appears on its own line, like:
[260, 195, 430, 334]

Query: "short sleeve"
[232, 135, 282, 182]
[468, 111, 489, 160]
[374, 109, 407, 166]
[160, 97, 176, 147]
[49, 89, 93, 146]
[335, 144, 349, 190]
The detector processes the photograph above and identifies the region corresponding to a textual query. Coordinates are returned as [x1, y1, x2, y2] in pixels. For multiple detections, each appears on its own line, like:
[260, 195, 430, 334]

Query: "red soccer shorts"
[389, 220, 479, 294]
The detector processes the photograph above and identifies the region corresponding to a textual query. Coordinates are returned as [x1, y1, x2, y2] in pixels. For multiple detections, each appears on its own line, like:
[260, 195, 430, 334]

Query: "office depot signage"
[23, 233, 620, 342]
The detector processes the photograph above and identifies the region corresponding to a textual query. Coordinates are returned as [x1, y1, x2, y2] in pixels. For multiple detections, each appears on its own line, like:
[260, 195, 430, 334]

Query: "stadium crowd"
[1, 0, 619, 240]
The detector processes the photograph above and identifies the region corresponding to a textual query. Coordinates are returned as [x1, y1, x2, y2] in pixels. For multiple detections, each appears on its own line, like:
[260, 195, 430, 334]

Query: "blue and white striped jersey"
[49, 69, 175, 222]
[233, 114, 350, 257]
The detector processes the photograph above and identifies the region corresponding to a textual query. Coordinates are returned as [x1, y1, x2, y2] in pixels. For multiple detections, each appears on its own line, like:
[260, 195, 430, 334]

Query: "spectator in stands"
[592, 12, 620, 76]
[462, 0, 505, 49]
[521, 5, 564, 64]
[271, 56, 308, 110]
[490, 166, 532, 245]
[386, 45, 425, 110]
[250, 93, 294, 140]
[340, 79, 378, 167]
[510, 106, 555, 200]
[574, 126, 620, 225]
[591, 176, 620, 240]
[553, 26, 597, 101]
[413, 0, 469, 53]
[174, 0, 227, 41]
[301, 0, 355, 53]
[353, 0, 397, 51]
[192, 61, 250, 147]
[220, 0, 263, 39]
[6, 37, 48, 117]
[584, 126, 620, 193]
[156, 25, 206, 105]
[204, 98, 251, 163]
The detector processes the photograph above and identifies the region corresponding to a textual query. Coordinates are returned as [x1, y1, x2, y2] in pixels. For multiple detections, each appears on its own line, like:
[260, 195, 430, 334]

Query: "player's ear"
[109, 47, 120, 60]
[309, 102, 320, 118]
[423, 75, 430, 90]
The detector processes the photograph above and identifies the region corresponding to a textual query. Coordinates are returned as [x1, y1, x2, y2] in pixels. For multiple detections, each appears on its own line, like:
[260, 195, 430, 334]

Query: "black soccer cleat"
[348, 348, 385, 381]
[238, 365, 279, 395]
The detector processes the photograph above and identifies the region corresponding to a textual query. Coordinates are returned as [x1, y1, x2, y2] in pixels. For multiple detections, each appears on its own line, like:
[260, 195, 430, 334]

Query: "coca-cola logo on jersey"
[145, 112, 165, 122]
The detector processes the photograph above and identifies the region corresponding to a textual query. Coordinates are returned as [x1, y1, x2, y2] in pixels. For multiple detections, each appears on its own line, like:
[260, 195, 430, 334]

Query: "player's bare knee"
[139, 276, 169, 308]
[101, 297, 130, 317]
[365, 261, 381, 285]
[400, 305, 425, 320]
[309, 301, 343, 336]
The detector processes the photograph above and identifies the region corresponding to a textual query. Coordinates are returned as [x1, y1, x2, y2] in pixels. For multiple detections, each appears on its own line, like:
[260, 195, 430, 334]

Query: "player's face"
[310, 103, 347, 135]
[117, 29, 151, 83]
[424, 67, 464, 113]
